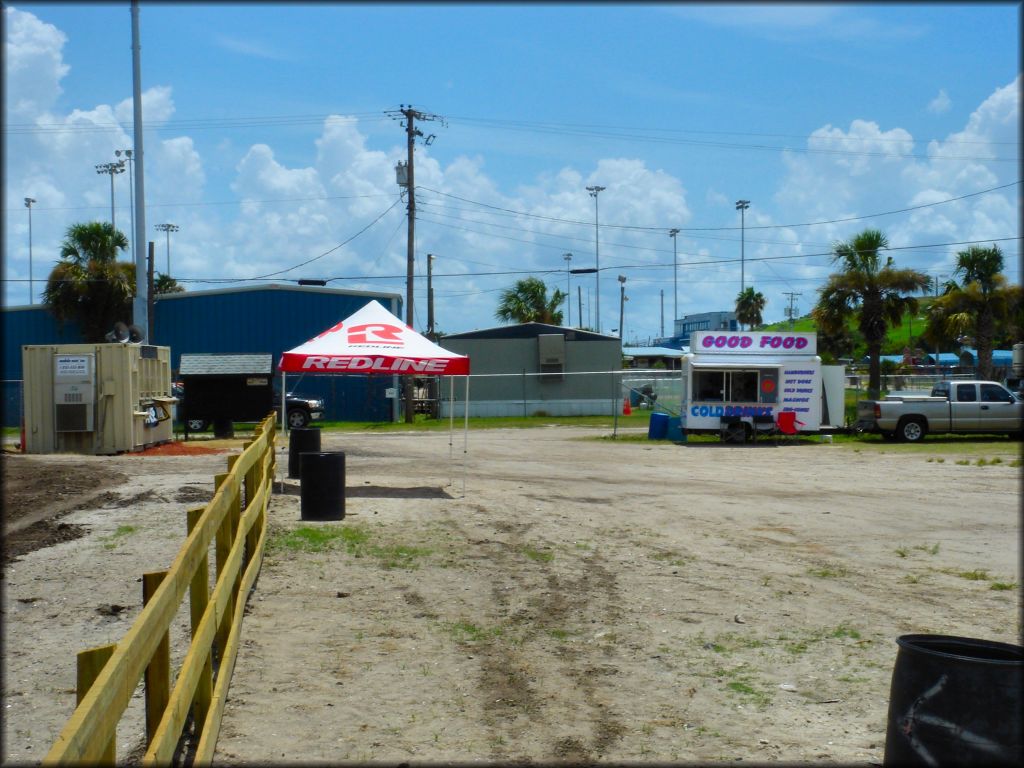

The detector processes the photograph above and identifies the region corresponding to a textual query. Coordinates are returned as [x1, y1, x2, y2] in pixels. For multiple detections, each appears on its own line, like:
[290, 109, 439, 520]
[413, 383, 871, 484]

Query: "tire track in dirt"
[442, 512, 628, 762]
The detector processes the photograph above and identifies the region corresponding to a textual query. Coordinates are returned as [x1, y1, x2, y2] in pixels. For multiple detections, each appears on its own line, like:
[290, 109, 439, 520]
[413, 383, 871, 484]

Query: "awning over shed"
[277, 300, 469, 375]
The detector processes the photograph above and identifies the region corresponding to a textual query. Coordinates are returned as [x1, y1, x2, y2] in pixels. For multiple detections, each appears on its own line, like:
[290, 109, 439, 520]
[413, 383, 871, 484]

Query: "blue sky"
[4, 2, 1020, 343]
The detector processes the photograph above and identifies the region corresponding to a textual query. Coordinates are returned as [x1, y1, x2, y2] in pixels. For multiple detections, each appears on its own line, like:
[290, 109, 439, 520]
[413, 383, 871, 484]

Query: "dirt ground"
[2, 428, 1020, 765]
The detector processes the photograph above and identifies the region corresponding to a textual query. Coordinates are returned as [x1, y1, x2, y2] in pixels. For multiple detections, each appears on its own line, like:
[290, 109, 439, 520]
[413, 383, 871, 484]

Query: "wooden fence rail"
[43, 414, 278, 766]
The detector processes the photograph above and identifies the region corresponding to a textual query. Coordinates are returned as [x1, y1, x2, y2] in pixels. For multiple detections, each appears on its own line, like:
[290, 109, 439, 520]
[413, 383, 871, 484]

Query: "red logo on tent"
[314, 321, 344, 340]
[348, 323, 403, 345]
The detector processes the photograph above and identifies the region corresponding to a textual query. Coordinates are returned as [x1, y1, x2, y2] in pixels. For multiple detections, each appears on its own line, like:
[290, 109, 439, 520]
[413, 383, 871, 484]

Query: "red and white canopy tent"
[277, 300, 471, 486]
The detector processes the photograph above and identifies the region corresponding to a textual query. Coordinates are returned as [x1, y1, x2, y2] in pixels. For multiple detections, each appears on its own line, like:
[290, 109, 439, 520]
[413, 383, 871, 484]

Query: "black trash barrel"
[884, 634, 1023, 767]
[288, 427, 321, 479]
[300, 451, 345, 521]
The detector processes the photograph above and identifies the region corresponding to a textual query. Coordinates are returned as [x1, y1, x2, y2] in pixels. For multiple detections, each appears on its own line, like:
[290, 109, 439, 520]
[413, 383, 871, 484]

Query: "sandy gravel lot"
[2, 428, 1020, 765]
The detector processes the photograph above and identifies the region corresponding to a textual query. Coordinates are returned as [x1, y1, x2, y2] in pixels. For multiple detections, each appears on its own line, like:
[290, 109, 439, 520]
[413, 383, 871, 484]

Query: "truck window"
[955, 384, 977, 402]
[980, 384, 1011, 403]
[931, 382, 950, 398]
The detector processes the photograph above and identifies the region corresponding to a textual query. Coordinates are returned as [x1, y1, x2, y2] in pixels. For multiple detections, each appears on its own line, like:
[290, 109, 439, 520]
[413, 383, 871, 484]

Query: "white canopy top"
[278, 300, 470, 376]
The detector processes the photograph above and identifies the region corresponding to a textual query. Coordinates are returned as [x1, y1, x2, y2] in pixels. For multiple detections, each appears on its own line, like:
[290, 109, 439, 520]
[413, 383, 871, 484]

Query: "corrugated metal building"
[3, 284, 402, 425]
[439, 323, 622, 417]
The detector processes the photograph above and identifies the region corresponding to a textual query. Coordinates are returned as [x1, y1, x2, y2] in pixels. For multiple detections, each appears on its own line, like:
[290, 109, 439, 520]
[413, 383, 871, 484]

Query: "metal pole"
[736, 200, 750, 294]
[109, 170, 117, 229]
[669, 228, 679, 325]
[131, 1, 149, 342]
[618, 275, 627, 340]
[563, 252, 572, 326]
[24, 198, 36, 304]
[427, 253, 435, 338]
[587, 185, 605, 332]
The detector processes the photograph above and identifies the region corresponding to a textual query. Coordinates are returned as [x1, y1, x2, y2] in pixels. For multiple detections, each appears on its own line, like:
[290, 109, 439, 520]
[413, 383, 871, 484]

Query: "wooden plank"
[76, 645, 116, 764]
[45, 433, 273, 765]
[144, 466, 269, 764]
[142, 572, 171, 745]
[44, 456, 242, 763]
[187, 507, 213, 736]
[194, 498, 269, 764]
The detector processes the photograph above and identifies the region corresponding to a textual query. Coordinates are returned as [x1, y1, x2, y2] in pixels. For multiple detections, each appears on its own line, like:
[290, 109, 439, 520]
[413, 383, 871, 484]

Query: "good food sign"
[691, 331, 816, 355]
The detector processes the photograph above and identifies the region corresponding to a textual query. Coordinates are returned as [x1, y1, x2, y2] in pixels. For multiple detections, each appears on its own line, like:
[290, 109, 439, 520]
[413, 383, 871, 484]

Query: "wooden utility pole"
[387, 105, 446, 421]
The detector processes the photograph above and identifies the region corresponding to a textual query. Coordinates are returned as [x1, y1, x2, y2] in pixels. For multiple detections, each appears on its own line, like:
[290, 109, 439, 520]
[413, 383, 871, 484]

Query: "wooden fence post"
[213, 472, 235, 661]
[142, 571, 171, 745]
[187, 507, 213, 736]
[77, 644, 117, 763]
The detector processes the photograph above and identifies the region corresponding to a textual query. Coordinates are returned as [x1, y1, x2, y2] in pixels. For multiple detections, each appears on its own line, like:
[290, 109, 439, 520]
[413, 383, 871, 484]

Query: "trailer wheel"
[897, 417, 927, 443]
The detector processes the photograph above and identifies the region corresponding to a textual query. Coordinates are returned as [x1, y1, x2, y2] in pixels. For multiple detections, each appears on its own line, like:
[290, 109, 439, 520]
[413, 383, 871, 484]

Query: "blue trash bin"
[648, 412, 669, 440]
[666, 416, 685, 443]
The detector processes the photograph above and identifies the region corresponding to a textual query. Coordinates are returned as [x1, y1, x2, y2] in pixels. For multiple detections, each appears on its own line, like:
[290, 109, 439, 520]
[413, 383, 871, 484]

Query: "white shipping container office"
[681, 330, 845, 436]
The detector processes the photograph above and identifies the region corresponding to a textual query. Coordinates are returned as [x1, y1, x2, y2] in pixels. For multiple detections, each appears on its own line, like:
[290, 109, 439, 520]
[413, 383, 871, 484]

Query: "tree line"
[493, 229, 1020, 400]
[41, 220, 1020, 399]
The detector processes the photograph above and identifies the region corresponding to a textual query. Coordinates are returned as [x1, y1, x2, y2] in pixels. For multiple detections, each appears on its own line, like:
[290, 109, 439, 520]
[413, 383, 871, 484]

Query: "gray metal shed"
[440, 324, 621, 417]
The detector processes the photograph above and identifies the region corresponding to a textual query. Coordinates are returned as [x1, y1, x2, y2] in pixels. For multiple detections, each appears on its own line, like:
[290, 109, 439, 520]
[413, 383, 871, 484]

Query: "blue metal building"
[2, 284, 403, 426]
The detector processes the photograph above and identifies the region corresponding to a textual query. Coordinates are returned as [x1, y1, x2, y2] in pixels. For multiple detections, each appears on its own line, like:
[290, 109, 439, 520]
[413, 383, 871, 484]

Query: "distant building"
[654, 310, 738, 349]
[2, 284, 402, 425]
[440, 323, 622, 417]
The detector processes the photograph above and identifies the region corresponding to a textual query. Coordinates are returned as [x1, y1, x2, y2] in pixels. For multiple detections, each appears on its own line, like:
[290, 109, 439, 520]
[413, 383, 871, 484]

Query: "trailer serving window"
[693, 369, 759, 402]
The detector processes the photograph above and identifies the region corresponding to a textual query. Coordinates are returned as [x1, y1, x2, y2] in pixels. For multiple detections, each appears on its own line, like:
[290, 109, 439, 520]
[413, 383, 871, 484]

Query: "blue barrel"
[648, 412, 669, 440]
[666, 416, 685, 443]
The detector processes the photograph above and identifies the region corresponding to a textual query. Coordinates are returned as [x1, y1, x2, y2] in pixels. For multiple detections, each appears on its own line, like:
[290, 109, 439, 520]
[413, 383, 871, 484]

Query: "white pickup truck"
[856, 380, 1023, 442]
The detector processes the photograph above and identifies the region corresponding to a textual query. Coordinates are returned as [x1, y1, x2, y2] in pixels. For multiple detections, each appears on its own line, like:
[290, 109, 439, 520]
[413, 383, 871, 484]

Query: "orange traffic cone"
[623, 398, 632, 416]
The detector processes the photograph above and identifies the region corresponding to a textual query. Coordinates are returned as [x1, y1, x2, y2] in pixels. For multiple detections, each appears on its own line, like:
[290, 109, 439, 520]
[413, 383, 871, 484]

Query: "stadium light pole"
[96, 161, 125, 229]
[735, 199, 750, 293]
[668, 228, 679, 329]
[155, 223, 179, 276]
[586, 185, 605, 332]
[24, 197, 36, 304]
[115, 150, 135, 268]
[617, 274, 627, 340]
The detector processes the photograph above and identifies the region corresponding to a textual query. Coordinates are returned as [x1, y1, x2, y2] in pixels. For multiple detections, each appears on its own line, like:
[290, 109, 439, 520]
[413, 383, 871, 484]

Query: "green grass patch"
[101, 524, 138, 549]
[521, 545, 554, 563]
[806, 564, 848, 579]
[269, 525, 353, 553]
[990, 582, 1018, 591]
[445, 620, 502, 644]
[957, 569, 990, 581]
[268, 524, 430, 569]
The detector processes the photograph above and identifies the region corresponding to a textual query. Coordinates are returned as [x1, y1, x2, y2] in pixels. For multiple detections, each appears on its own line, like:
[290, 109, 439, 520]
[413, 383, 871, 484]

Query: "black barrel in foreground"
[884, 634, 1022, 766]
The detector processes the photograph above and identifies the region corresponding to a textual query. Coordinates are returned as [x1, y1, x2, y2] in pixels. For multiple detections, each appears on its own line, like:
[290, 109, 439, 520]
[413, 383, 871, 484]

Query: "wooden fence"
[43, 413, 277, 765]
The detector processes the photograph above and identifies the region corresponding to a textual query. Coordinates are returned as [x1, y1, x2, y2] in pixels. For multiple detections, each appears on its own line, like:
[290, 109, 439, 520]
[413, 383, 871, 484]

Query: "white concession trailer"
[681, 330, 845, 438]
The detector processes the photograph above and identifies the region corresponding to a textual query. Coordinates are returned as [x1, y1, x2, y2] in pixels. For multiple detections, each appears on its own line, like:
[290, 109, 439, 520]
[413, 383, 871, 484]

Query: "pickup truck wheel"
[287, 408, 311, 429]
[897, 417, 927, 443]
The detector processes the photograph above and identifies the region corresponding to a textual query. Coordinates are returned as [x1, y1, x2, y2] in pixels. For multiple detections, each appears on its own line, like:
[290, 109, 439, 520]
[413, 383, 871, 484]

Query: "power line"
[418, 181, 1022, 233]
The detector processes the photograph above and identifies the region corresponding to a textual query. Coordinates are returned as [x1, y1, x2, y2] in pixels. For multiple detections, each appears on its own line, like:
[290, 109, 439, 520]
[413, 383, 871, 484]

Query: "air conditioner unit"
[53, 354, 95, 432]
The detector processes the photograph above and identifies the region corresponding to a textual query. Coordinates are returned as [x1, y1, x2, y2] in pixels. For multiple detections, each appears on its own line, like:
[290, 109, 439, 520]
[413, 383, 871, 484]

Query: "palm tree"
[43, 221, 134, 342]
[154, 273, 185, 294]
[923, 245, 1017, 380]
[812, 229, 929, 399]
[735, 286, 766, 330]
[495, 277, 566, 325]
